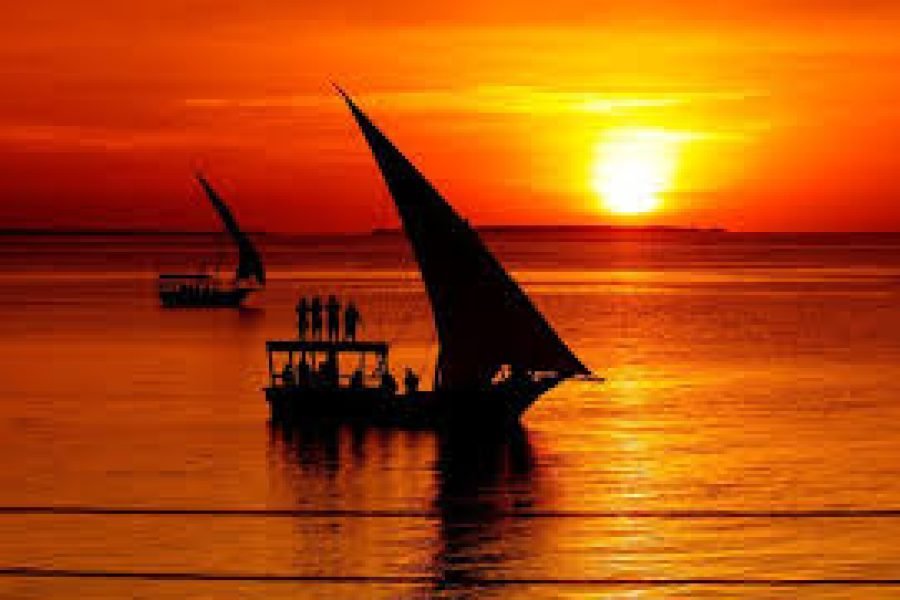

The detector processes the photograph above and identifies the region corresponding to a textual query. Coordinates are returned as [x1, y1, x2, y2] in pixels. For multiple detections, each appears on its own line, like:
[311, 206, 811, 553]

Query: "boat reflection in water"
[431, 426, 539, 592]
[269, 421, 541, 595]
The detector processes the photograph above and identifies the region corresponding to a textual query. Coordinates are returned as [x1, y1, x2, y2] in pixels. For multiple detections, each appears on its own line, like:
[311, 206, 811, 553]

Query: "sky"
[1, 1, 900, 232]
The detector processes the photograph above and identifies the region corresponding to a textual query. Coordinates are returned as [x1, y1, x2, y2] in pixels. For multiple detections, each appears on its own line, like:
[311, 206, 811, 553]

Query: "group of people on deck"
[286, 295, 420, 395]
[281, 354, 335, 390]
[280, 355, 420, 395]
[295, 295, 362, 341]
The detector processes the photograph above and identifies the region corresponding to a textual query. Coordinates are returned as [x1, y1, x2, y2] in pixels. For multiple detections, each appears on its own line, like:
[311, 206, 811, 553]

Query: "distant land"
[372, 224, 728, 235]
[0, 225, 727, 237]
[0, 229, 267, 236]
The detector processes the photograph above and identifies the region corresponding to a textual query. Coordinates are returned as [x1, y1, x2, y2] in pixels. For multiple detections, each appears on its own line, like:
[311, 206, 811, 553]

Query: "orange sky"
[2, 1, 900, 232]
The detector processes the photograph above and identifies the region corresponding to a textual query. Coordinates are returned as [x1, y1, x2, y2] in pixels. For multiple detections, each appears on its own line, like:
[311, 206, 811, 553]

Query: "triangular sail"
[337, 87, 589, 390]
[196, 174, 266, 285]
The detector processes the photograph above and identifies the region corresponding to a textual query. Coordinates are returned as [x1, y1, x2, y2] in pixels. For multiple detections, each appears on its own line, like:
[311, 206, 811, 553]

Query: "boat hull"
[159, 287, 252, 308]
[264, 385, 545, 430]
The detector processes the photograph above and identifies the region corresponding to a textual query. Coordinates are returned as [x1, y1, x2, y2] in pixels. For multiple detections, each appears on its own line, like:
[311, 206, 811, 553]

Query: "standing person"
[326, 295, 341, 341]
[295, 297, 310, 339]
[310, 296, 324, 340]
[344, 301, 362, 341]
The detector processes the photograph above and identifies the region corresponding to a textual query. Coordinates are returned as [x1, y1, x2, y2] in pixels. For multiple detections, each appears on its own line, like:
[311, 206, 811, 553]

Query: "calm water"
[1, 231, 900, 598]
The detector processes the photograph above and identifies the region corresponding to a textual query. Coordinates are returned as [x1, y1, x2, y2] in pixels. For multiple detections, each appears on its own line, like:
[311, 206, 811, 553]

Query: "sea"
[1, 230, 899, 599]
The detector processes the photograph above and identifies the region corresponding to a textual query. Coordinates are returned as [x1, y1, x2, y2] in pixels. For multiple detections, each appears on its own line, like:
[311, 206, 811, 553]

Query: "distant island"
[372, 224, 727, 236]
[0, 224, 727, 237]
[0, 229, 266, 237]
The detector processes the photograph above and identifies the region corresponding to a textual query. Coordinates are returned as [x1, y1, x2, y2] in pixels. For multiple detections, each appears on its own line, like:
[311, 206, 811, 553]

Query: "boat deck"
[263, 338, 543, 428]
[158, 278, 252, 308]
[265, 385, 439, 426]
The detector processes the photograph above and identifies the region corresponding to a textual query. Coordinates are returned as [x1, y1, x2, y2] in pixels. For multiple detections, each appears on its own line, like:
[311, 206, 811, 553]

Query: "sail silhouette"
[336, 86, 589, 391]
[196, 173, 265, 285]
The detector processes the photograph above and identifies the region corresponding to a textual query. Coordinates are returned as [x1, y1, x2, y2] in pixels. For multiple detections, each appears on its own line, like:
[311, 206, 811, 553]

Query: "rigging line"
[2, 567, 900, 586]
[4, 506, 900, 519]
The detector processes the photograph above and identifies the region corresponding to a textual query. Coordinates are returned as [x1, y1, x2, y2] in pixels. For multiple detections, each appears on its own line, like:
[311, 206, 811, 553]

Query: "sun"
[591, 128, 679, 216]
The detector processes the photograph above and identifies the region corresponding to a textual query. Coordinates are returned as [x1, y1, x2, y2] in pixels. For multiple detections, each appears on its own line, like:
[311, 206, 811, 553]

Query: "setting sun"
[591, 128, 679, 216]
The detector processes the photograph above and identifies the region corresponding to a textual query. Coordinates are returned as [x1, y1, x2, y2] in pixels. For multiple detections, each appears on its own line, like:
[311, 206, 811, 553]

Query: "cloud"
[12, 0, 895, 29]
[185, 85, 762, 116]
[0, 123, 230, 152]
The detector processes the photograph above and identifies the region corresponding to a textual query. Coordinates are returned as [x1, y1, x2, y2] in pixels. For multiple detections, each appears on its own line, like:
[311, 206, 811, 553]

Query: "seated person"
[403, 368, 420, 395]
[281, 363, 295, 386]
[380, 370, 398, 396]
[350, 368, 364, 389]
[318, 356, 339, 388]
[297, 360, 312, 387]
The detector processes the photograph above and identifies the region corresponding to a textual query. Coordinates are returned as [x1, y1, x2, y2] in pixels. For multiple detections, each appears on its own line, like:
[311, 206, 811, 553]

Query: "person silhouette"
[326, 295, 341, 341]
[297, 357, 311, 387]
[350, 368, 364, 389]
[281, 362, 294, 387]
[310, 296, 323, 340]
[403, 368, 420, 395]
[319, 353, 338, 388]
[380, 370, 398, 395]
[295, 297, 310, 339]
[344, 301, 362, 341]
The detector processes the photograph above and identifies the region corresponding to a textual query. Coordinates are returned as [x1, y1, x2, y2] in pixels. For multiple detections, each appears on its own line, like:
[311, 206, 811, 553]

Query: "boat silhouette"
[264, 86, 599, 428]
[158, 174, 265, 308]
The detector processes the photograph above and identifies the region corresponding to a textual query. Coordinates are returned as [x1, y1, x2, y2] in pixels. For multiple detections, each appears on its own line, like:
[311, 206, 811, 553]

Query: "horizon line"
[6, 226, 900, 236]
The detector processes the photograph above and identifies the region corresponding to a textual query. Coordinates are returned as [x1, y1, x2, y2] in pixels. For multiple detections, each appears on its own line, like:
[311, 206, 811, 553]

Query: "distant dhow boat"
[158, 174, 265, 308]
[263, 86, 598, 428]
